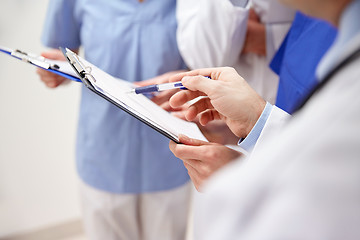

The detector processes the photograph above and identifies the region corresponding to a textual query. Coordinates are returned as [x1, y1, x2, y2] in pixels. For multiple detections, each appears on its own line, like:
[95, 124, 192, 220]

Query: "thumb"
[41, 50, 65, 61]
[179, 134, 210, 146]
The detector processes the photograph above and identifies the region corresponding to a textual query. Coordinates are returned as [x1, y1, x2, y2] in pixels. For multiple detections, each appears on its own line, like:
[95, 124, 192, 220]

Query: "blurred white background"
[0, 0, 82, 238]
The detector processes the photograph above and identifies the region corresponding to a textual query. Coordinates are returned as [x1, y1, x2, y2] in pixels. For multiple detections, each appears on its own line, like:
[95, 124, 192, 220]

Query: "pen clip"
[11, 49, 51, 69]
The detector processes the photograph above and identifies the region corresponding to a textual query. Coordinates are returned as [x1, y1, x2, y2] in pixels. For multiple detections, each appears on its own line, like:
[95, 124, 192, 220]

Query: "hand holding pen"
[167, 67, 266, 139]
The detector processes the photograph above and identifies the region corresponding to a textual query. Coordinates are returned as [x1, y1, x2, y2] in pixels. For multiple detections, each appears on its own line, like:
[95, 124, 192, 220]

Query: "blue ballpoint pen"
[131, 81, 187, 94]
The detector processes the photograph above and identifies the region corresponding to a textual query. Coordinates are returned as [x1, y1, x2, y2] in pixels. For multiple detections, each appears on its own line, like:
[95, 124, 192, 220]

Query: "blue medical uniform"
[270, 12, 337, 114]
[42, 0, 189, 193]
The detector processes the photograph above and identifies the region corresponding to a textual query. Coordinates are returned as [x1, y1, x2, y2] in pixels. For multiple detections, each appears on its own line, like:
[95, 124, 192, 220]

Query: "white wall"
[0, 0, 82, 237]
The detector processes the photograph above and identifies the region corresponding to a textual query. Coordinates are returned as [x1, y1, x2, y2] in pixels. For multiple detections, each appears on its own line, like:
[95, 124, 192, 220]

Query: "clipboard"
[62, 48, 207, 144]
[0, 45, 81, 82]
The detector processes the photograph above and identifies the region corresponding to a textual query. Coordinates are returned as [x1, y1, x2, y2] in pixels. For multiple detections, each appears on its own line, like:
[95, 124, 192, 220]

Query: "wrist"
[246, 99, 267, 137]
[238, 102, 273, 151]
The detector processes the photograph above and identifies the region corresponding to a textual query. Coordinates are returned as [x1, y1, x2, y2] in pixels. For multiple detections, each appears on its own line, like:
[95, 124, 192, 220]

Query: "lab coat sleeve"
[251, 105, 291, 154]
[176, 0, 249, 69]
[200, 55, 360, 240]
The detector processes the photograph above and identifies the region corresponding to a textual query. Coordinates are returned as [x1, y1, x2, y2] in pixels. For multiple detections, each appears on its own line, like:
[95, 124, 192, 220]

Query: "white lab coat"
[176, 0, 295, 103]
[196, 34, 360, 239]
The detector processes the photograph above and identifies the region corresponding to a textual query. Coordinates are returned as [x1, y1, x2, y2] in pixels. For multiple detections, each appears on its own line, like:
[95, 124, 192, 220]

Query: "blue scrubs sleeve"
[42, 0, 81, 49]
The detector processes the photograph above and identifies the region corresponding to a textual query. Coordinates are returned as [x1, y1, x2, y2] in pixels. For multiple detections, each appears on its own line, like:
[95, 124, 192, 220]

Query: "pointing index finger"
[169, 68, 222, 83]
[181, 75, 219, 97]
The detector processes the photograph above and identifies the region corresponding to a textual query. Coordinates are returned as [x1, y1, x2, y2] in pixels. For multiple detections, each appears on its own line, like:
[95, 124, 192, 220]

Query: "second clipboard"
[0, 45, 81, 83]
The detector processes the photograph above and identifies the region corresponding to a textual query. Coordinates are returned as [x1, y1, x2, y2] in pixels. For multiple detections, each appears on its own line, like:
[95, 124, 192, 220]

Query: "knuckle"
[172, 147, 184, 159]
[223, 66, 233, 71]
[199, 164, 211, 178]
[191, 75, 202, 84]
[205, 148, 218, 160]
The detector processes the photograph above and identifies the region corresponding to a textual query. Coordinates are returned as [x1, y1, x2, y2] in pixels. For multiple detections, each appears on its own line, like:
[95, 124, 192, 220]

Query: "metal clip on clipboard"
[61, 48, 184, 143]
[62, 48, 95, 88]
[62, 48, 133, 109]
[11, 49, 59, 70]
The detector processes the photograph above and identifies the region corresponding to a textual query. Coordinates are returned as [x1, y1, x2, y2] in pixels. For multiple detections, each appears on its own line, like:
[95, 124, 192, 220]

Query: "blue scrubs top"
[270, 12, 337, 114]
[42, 0, 189, 193]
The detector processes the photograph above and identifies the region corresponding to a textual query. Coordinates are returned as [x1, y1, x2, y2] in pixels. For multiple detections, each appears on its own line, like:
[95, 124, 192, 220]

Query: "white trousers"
[79, 180, 192, 240]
